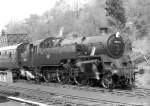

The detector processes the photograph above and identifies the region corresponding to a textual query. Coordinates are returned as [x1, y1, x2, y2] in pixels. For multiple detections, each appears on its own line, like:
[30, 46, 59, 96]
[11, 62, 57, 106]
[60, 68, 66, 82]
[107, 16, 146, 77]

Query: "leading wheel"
[101, 73, 114, 89]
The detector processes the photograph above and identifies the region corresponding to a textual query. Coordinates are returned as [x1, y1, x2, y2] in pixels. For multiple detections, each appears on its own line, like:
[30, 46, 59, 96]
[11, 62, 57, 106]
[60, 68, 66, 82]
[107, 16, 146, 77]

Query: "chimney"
[99, 27, 108, 34]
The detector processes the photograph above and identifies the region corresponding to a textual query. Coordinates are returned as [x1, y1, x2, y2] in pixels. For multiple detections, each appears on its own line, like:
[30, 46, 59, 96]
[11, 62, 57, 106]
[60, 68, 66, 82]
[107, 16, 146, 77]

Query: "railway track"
[0, 82, 147, 106]
[16, 80, 150, 98]
[30, 81, 150, 98]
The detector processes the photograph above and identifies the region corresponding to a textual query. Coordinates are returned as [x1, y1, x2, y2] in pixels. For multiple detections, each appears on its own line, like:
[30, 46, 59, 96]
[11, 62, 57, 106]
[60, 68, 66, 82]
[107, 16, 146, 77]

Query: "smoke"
[132, 38, 150, 55]
[132, 36, 150, 88]
[135, 66, 150, 88]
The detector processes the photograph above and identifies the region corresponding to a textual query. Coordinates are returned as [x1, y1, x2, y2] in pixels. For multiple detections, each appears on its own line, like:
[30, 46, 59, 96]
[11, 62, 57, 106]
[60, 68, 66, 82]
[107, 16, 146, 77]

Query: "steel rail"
[0, 82, 143, 106]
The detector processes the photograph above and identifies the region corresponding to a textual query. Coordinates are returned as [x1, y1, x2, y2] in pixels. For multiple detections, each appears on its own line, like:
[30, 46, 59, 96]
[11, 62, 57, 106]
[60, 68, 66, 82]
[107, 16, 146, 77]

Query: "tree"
[4, 0, 111, 41]
[5, 21, 30, 44]
[124, 0, 150, 39]
[105, 0, 127, 31]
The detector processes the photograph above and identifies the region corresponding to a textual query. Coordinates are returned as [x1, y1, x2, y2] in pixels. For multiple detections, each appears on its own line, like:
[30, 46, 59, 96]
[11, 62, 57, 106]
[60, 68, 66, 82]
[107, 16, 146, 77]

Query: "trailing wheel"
[101, 73, 114, 89]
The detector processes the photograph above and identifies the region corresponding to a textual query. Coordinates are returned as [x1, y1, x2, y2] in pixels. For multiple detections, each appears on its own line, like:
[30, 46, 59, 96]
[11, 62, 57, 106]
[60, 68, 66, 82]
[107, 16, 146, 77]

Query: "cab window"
[5, 51, 7, 55]
[33, 46, 37, 53]
[40, 39, 54, 48]
[21, 44, 28, 53]
[9, 52, 12, 58]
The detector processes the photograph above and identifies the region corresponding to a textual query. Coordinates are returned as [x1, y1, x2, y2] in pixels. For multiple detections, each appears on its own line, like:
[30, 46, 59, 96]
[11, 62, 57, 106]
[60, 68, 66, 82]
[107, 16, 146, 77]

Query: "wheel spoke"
[57, 73, 70, 84]
[56, 72, 61, 82]
[43, 72, 51, 82]
[74, 77, 89, 86]
[74, 77, 81, 85]
[43, 71, 57, 82]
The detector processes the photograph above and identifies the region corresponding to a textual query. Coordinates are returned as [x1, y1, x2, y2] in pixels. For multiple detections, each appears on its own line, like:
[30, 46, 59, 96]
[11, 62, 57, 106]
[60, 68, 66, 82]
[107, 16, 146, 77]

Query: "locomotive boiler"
[0, 31, 135, 89]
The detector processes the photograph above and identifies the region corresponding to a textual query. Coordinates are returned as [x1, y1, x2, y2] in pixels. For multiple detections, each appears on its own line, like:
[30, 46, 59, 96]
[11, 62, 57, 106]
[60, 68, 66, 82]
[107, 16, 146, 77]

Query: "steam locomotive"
[0, 29, 135, 89]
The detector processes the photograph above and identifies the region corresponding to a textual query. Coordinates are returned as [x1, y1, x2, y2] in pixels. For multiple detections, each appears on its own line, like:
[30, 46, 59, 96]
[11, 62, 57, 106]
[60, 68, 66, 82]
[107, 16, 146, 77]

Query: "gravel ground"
[0, 82, 149, 106]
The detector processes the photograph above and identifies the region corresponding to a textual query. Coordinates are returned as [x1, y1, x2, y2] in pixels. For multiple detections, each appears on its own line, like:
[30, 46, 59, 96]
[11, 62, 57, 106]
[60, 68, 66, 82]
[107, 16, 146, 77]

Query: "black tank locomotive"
[0, 32, 135, 88]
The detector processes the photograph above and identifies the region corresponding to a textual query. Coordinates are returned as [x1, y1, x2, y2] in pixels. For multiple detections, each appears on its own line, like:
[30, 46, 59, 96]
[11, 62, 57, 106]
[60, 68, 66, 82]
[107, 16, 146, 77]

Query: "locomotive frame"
[0, 32, 136, 89]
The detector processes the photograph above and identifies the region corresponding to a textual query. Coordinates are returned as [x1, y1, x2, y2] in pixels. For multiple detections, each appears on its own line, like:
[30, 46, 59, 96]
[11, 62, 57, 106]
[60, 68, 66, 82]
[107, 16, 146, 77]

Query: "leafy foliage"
[105, 0, 127, 31]
[5, 0, 150, 43]
[4, 0, 108, 42]
[124, 0, 150, 39]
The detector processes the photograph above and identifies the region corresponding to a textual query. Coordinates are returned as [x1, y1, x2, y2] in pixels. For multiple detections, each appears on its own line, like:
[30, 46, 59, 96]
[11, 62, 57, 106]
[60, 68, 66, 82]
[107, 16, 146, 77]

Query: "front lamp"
[113, 70, 118, 74]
